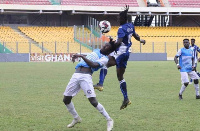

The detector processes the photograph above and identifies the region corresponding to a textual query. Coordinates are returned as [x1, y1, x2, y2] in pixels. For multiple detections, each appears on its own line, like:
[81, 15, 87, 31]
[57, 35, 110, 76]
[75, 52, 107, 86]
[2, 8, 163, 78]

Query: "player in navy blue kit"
[174, 39, 200, 100]
[189, 38, 200, 84]
[112, 5, 146, 110]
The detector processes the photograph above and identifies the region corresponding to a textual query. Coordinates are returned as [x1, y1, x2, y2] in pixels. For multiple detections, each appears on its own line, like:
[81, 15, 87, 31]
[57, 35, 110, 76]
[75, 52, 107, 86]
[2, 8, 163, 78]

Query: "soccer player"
[112, 5, 146, 110]
[63, 42, 116, 130]
[174, 39, 200, 100]
[189, 38, 200, 84]
[93, 51, 116, 91]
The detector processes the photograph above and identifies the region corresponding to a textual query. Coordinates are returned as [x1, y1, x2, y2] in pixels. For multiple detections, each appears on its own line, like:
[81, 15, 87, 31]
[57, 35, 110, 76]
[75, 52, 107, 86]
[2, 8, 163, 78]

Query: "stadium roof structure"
[0, 5, 200, 16]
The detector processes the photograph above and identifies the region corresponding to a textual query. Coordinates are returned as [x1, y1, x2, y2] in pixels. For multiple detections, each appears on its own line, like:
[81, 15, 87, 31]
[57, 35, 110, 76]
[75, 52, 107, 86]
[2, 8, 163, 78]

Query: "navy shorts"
[116, 52, 130, 68]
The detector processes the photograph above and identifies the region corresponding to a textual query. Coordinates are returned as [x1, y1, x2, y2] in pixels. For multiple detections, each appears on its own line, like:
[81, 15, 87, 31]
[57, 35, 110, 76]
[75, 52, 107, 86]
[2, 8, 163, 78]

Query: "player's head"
[183, 38, 190, 49]
[118, 5, 129, 25]
[100, 41, 116, 55]
[191, 38, 195, 45]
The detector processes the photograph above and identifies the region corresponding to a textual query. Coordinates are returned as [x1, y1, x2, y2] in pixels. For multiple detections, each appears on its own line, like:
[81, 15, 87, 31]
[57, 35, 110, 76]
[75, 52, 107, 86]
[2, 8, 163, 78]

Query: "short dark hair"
[191, 38, 195, 41]
[183, 38, 189, 41]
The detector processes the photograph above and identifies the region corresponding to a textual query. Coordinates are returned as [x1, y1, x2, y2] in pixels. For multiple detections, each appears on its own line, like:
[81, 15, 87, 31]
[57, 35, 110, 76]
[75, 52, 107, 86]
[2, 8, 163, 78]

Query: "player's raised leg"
[94, 66, 107, 91]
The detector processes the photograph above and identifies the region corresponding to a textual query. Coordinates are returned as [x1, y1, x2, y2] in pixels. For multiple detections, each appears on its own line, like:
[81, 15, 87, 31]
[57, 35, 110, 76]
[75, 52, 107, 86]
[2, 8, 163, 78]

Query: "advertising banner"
[30, 53, 78, 62]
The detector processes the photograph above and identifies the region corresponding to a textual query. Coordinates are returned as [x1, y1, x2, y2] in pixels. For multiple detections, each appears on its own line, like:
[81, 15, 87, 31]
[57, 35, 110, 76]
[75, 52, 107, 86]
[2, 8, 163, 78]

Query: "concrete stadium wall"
[129, 53, 167, 61]
[0, 53, 29, 62]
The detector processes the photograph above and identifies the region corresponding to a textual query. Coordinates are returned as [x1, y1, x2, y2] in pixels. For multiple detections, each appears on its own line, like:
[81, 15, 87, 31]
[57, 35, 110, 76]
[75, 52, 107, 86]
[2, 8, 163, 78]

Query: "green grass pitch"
[0, 61, 200, 131]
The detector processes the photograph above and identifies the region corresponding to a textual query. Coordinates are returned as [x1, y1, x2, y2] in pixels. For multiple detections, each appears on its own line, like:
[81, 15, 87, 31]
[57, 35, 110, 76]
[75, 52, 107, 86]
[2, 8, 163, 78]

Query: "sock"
[120, 79, 128, 100]
[95, 103, 111, 121]
[99, 68, 107, 86]
[179, 84, 186, 95]
[66, 102, 79, 119]
[197, 72, 200, 77]
[194, 84, 199, 96]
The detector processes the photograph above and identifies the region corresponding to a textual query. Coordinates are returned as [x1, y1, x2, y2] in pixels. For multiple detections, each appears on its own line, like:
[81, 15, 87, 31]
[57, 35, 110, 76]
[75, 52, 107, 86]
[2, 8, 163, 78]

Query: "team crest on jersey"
[87, 90, 92, 94]
[127, 28, 133, 32]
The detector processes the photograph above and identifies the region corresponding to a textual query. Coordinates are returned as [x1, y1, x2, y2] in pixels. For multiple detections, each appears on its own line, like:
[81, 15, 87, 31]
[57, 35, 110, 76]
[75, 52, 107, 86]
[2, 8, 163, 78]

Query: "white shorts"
[180, 71, 199, 84]
[102, 65, 108, 69]
[112, 45, 127, 59]
[109, 51, 115, 57]
[63, 73, 96, 98]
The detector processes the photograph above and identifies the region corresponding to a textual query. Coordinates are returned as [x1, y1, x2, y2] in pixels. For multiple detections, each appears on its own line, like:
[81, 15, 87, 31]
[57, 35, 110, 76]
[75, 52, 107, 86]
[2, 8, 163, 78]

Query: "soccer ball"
[99, 20, 111, 33]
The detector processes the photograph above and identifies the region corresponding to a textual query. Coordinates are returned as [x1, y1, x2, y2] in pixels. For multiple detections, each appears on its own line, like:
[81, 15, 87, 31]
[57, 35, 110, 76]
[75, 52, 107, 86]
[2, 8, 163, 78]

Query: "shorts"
[180, 71, 199, 84]
[63, 73, 96, 98]
[115, 52, 130, 68]
[113, 45, 130, 68]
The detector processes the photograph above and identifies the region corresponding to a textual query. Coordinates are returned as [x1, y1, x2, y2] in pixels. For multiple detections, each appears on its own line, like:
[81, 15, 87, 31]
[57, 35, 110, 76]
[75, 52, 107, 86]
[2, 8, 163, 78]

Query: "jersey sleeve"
[117, 27, 125, 38]
[197, 46, 200, 52]
[176, 49, 181, 57]
[96, 56, 109, 67]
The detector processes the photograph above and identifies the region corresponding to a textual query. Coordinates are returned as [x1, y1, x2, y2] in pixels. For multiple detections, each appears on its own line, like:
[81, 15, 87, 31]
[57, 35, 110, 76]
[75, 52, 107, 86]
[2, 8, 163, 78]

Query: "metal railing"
[0, 41, 92, 54]
[0, 41, 185, 57]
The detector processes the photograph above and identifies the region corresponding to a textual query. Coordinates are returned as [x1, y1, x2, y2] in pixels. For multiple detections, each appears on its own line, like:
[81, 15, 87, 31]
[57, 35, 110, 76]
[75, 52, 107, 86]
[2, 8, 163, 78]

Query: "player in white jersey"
[63, 42, 116, 131]
[174, 39, 200, 100]
[189, 38, 200, 84]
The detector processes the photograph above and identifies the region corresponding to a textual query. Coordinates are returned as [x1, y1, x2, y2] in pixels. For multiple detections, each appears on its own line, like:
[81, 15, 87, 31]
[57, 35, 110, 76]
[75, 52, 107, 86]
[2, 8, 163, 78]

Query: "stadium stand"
[1, 25, 200, 56]
[0, 26, 41, 53]
[19, 26, 92, 53]
[105, 26, 200, 57]
[0, 0, 51, 5]
[169, 0, 200, 7]
[61, 0, 139, 7]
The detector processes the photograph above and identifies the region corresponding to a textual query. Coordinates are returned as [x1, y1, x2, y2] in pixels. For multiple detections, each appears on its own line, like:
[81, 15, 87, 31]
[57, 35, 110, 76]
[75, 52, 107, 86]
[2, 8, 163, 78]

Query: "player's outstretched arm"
[72, 54, 100, 68]
[114, 38, 123, 49]
[197, 47, 200, 53]
[132, 32, 146, 45]
[174, 56, 181, 69]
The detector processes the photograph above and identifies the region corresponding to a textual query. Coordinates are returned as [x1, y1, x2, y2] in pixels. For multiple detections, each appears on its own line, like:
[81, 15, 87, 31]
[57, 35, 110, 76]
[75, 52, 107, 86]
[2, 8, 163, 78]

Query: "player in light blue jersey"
[189, 38, 200, 84]
[174, 39, 200, 100]
[112, 5, 146, 110]
[63, 42, 116, 131]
